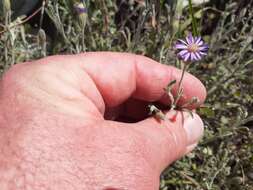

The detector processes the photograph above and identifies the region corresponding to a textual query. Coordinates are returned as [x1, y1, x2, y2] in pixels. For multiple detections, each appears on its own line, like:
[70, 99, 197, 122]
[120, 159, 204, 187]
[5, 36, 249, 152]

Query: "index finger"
[67, 52, 206, 109]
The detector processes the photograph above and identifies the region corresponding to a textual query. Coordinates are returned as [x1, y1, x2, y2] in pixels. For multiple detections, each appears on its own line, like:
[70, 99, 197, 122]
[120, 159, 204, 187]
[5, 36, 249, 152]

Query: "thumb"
[132, 111, 204, 172]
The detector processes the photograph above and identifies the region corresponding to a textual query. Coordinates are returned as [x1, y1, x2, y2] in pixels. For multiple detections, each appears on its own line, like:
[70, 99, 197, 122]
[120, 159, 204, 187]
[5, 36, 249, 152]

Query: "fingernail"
[183, 113, 204, 146]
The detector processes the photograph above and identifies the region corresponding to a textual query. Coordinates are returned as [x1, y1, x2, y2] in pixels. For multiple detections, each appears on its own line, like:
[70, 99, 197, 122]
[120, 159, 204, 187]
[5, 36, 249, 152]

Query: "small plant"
[149, 0, 208, 120]
[172, 32, 208, 108]
[149, 32, 209, 120]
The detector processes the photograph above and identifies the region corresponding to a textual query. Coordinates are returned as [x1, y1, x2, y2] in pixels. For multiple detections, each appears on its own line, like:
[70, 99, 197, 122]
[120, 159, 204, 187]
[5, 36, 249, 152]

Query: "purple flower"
[174, 33, 209, 62]
[74, 3, 87, 14]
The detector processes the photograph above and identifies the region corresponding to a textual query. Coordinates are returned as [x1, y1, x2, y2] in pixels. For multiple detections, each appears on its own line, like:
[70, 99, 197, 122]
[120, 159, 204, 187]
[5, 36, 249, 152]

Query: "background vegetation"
[0, 0, 252, 189]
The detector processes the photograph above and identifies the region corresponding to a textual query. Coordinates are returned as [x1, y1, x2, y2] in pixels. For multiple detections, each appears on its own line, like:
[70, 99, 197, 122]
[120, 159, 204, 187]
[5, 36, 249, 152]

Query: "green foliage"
[0, 0, 252, 189]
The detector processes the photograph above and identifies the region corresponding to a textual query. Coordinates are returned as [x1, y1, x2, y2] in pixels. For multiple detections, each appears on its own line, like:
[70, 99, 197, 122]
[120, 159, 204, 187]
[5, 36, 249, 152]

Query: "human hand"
[0, 52, 206, 190]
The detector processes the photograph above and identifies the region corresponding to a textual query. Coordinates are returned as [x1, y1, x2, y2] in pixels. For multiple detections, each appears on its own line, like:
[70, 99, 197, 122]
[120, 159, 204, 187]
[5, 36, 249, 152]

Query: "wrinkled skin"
[0, 52, 206, 190]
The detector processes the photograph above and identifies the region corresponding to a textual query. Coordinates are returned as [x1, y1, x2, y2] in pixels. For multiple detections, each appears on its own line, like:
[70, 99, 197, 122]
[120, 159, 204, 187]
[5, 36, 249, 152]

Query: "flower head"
[74, 3, 87, 14]
[174, 33, 208, 62]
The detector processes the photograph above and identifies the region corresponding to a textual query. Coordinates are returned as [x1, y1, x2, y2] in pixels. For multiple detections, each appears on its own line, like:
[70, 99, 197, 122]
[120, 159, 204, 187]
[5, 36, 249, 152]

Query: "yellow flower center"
[188, 44, 199, 52]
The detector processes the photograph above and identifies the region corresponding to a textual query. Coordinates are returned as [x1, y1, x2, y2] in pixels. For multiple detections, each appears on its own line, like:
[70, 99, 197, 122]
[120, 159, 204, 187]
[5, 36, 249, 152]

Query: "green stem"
[188, 0, 198, 36]
[173, 62, 188, 109]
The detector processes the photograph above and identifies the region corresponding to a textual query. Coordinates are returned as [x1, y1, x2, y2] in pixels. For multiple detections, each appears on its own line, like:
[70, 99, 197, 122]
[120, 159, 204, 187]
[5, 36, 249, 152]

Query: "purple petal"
[180, 54, 186, 59]
[199, 51, 207, 55]
[197, 40, 204, 46]
[178, 39, 188, 45]
[186, 33, 194, 44]
[203, 44, 209, 49]
[74, 4, 88, 14]
[198, 45, 209, 51]
[183, 53, 191, 62]
[195, 37, 201, 44]
[177, 53, 186, 59]
[178, 50, 189, 57]
[195, 52, 202, 60]
[174, 44, 188, 50]
[190, 53, 197, 61]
